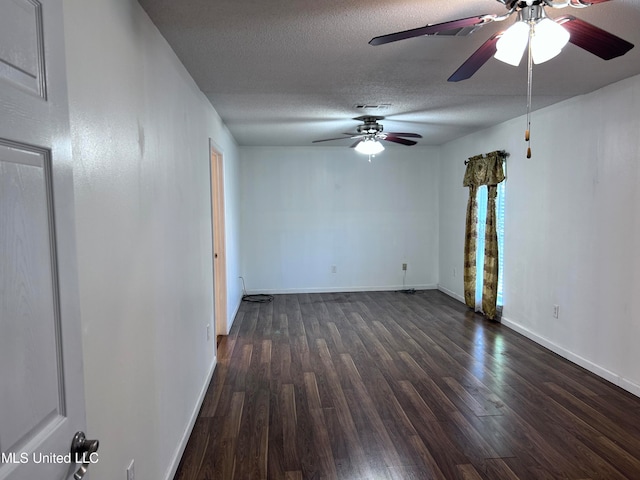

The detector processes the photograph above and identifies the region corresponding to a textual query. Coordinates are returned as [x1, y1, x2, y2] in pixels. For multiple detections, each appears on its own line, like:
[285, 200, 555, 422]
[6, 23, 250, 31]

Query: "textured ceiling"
[137, 0, 640, 146]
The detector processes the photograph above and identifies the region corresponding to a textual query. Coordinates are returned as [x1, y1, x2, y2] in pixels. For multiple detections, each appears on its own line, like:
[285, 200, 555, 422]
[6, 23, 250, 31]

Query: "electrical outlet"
[207, 324, 211, 341]
[553, 305, 559, 319]
[453, 267, 457, 278]
[127, 459, 135, 480]
[402, 263, 407, 271]
[331, 265, 337, 274]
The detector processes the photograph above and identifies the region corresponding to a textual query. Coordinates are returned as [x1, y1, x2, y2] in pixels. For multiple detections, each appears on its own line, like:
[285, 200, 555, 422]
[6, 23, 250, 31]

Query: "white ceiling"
[137, 0, 640, 147]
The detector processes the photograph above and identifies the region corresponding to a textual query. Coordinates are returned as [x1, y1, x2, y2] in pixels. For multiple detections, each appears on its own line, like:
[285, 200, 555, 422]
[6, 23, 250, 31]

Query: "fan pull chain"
[525, 23, 534, 158]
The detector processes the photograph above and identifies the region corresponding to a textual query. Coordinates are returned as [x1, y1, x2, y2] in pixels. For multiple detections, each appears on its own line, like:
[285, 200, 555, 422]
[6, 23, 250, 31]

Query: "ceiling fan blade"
[448, 32, 501, 82]
[312, 135, 361, 143]
[385, 132, 423, 138]
[556, 16, 634, 60]
[383, 135, 418, 146]
[369, 15, 493, 46]
[350, 140, 363, 148]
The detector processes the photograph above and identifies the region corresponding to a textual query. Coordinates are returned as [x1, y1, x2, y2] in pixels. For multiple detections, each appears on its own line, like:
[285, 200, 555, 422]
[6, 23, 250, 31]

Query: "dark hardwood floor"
[174, 290, 640, 479]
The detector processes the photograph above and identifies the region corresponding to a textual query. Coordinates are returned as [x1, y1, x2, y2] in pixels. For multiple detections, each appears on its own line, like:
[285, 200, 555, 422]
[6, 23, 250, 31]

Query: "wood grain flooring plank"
[277, 312, 289, 337]
[405, 434, 448, 480]
[339, 353, 402, 467]
[442, 376, 496, 417]
[291, 379, 324, 480]
[260, 339, 272, 365]
[349, 312, 395, 363]
[510, 378, 639, 472]
[592, 435, 640, 479]
[545, 381, 640, 451]
[396, 380, 439, 423]
[267, 387, 286, 480]
[173, 417, 211, 480]
[199, 363, 228, 417]
[485, 403, 593, 478]
[364, 366, 418, 438]
[459, 413, 516, 458]
[258, 299, 274, 337]
[303, 373, 339, 478]
[315, 338, 369, 477]
[323, 405, 358, 479]
[201, 391, 244, 480]
[482, 458, 521, 480]
[280, 384, 299, 471]
[397, 351, 459, 417]
[456, 463, 485, 480]
[445, 410, 502, 467]
[233, 387, 269, 480]
[395, 381, 469, 478]
[284, 472, 303, 480]
[579, 392, 640, 434]
[285, 294, 305, 337]
[292, 332, 313, 374]
[326, 321, 347, 354]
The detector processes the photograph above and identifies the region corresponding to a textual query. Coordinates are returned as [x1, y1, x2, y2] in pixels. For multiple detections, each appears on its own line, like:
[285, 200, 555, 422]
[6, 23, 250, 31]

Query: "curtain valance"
[463, 151, 506, 187]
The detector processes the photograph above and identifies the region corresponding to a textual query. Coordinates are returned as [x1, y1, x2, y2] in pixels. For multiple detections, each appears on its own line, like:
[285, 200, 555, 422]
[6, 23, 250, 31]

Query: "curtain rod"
[464, 150, 510, 165]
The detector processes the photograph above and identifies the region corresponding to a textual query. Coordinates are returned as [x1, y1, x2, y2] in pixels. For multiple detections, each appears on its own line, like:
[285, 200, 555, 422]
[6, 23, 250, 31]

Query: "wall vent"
[354, 103, 391, 110]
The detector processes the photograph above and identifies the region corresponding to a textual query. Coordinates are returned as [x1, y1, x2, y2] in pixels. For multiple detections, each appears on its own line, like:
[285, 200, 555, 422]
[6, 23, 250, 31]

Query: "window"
[496, 181, 505, 307]
[475, 182, 505, 309]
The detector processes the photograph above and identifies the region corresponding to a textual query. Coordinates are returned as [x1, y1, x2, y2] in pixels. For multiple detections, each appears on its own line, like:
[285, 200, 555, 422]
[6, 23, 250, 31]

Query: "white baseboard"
[437, 285, 465, 303]
[501, 316, 640, 398]
[164, 357, 217, 480]
[246, 284, 438, 295]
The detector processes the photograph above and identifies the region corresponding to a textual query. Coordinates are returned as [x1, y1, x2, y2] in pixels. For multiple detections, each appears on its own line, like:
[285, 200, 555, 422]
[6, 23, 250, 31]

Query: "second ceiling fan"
[369, 0, 634, 82]
[312, 116, 422, 156]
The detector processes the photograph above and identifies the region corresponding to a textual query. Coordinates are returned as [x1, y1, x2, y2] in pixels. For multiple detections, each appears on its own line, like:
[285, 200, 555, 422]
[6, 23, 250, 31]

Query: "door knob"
[70, 431, 99, 480]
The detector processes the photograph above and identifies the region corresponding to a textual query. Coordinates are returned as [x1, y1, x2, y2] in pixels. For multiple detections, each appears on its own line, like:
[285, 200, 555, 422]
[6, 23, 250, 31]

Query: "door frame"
[209, 140, 228, 337]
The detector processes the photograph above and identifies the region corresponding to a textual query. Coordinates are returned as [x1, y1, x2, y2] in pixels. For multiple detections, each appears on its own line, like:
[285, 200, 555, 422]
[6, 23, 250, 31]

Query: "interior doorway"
[209, 142, 228, 338]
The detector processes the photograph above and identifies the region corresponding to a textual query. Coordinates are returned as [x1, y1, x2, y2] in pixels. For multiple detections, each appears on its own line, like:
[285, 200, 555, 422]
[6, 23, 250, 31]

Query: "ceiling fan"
[369, 0, 634, 82]
[370, 0, 633, 158]
[312, 116, 422, 157]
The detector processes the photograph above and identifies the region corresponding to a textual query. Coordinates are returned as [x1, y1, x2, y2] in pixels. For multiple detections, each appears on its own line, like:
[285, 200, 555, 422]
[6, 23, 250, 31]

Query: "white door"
[0, 1, 90, 480]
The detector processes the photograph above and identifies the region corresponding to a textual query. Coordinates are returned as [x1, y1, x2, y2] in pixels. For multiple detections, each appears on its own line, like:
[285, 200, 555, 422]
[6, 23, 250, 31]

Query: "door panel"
[0, 1, 88, 479]
[0, 142, 65, 455]
[0, 0, 46, 97]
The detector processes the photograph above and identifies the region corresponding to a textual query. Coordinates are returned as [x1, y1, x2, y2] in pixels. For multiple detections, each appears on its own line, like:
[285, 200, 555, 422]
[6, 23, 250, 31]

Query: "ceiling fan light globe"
[494, 21, 530, 67]
[531, 18, 570, 64]
[355, 139, 385, 155]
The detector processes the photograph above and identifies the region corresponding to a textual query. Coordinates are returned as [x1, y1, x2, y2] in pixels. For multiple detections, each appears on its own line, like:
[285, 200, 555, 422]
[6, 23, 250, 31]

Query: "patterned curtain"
[463, 185, 478, 308]
[463, 151, 506, 319]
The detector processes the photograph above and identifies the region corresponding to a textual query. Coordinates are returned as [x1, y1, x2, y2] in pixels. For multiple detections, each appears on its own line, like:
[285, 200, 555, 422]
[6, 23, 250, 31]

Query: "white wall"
[438, 74, 640, 396]
[222, 144, 243, 333]
[240, 146, 440, 293]
[62, 1, 241, 479]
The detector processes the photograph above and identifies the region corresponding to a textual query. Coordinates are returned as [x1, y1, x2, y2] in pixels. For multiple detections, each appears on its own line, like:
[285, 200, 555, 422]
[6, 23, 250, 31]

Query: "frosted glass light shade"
[494, 21, 530, 66]
[531, 18, 570, 64]
[495, 18, 570, 67]
[355, 139, 385, 155]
